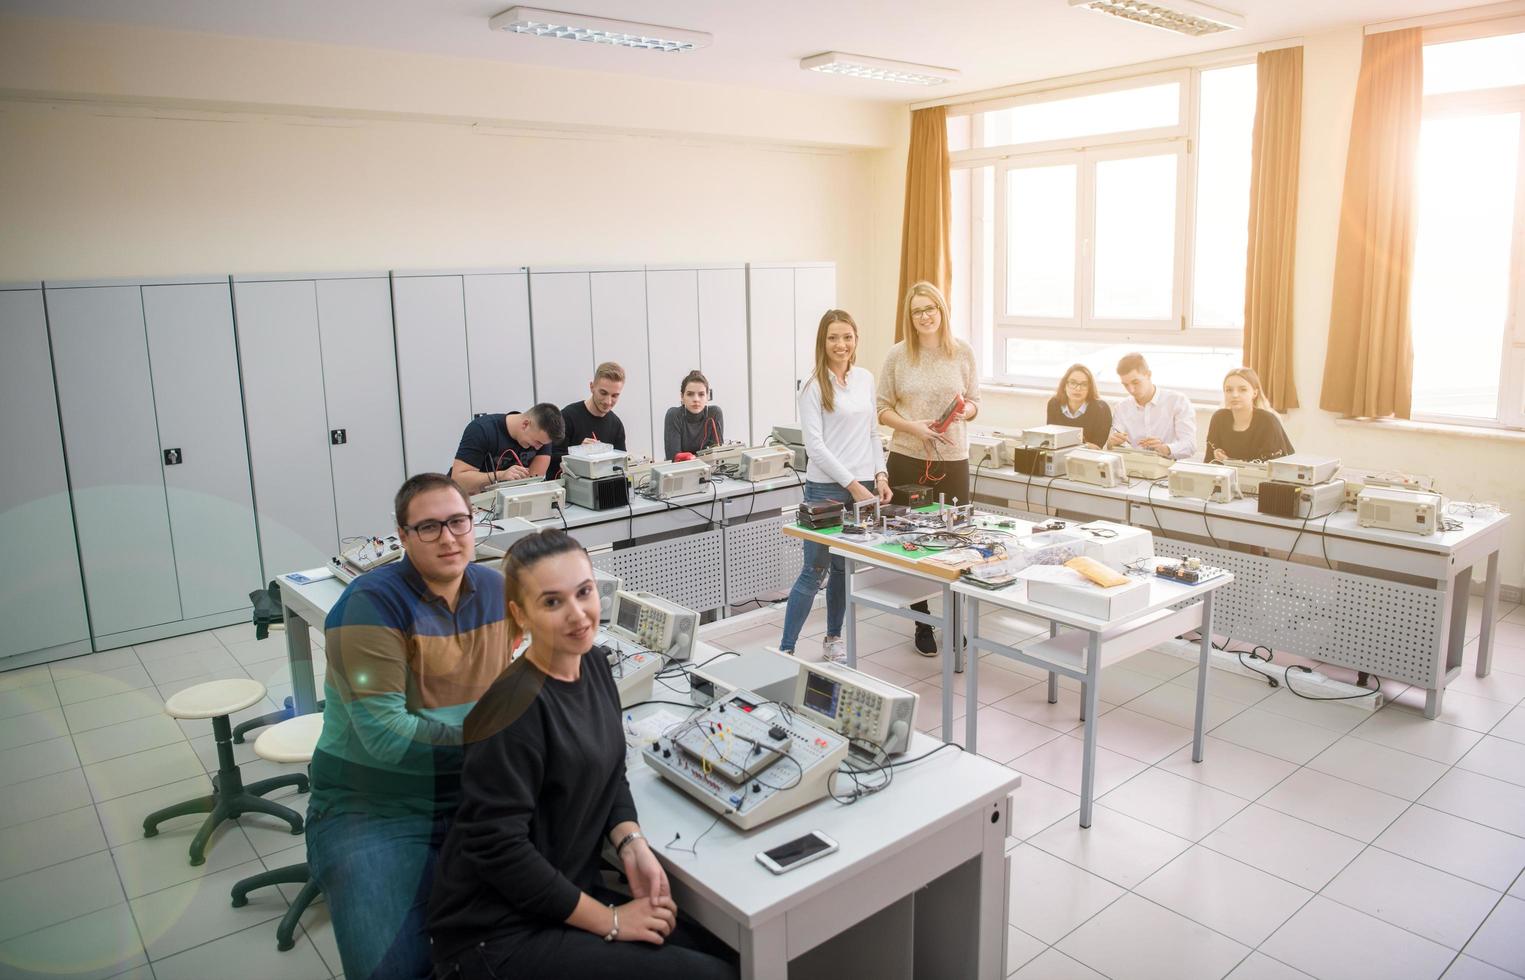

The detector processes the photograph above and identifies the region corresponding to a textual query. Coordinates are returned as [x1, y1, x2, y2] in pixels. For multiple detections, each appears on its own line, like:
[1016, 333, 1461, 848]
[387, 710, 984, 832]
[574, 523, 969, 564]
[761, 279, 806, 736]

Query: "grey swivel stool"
[229, 712, 325, 951]
[143, 678, 307, 865]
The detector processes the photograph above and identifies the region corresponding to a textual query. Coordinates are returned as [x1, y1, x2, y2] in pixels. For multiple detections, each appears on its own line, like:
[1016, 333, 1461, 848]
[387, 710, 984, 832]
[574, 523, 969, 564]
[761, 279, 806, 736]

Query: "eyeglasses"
[1065, 379, 1089, 390]
[400, 514, 474, 542]
[910, 306, 939, 321]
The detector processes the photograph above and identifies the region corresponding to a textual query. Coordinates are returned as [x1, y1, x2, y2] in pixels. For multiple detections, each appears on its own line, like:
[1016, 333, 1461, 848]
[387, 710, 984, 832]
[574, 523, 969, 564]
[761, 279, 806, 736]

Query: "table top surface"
[953, 567, 1233, 632]
[970, 466, 1508, 555]
[626, 726, 1018, 926]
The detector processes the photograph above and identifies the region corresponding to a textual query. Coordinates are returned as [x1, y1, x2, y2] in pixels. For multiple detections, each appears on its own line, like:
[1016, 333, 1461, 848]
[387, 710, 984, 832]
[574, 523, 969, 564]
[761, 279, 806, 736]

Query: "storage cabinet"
[45, 278, 260, 648]
[0, 286, 91, 662]
[745, 263, 837, 441]
[233, 274, 404, 576]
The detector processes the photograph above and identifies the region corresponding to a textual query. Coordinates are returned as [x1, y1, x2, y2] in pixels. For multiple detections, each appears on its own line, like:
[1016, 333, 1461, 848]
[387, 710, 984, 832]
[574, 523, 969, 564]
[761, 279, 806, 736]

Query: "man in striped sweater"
[305, 473, 510, 980]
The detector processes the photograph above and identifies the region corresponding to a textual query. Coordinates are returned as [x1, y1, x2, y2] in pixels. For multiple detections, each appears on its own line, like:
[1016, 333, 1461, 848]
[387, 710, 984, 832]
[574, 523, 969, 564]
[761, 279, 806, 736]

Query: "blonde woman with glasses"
[877, 281, 978, 657]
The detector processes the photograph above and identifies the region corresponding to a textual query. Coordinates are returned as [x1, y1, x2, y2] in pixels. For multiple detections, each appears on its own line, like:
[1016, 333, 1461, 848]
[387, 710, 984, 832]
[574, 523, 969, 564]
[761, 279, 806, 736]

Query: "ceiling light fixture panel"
[488, 6, 712, 52]
[800, 52, 961, 86]
[1068, 0, 1244, 36]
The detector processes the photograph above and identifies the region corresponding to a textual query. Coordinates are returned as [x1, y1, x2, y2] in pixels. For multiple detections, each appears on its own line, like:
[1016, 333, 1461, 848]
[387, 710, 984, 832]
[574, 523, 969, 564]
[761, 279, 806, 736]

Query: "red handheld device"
[931, 395, 966, 434]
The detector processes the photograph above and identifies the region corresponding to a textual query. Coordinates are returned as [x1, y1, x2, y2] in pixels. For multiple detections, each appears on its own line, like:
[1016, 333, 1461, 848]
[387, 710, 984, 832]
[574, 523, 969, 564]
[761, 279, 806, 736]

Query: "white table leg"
[1477, 550, 1502, 677]
[740, 916, 789, 980]
[942, 586, 956, 743]
[844, 558, 857, 669]
[966, 598, 980, 751]
[1193, 591, 1214, 764]
[1078, 631, 1102, 828]
[281, 594, 320, 715]
[1048, 623, 1059, 706]
[978, 797, 1010, 979]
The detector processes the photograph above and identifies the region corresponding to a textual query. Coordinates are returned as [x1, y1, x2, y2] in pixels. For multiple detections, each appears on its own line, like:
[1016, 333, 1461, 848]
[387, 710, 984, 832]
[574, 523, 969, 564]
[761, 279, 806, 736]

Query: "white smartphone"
[755, 831, 838, 875]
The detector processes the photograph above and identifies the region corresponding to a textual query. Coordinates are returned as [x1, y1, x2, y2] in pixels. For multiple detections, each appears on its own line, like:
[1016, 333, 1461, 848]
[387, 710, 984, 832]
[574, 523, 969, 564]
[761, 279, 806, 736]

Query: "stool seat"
[254, 713, 324, 764]
[165, 678, 266, 719]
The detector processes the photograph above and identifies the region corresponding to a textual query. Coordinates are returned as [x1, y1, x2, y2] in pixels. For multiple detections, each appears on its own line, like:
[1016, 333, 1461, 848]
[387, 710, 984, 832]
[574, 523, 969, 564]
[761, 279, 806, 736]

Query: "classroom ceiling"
[0, 0, 1502, 101]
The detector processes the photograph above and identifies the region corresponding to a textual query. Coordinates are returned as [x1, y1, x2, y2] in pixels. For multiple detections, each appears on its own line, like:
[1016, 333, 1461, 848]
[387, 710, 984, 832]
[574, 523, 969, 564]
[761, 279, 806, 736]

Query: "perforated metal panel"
[590, 529, 725, 612]
[1152, 537, 1445, 687]
[724, 516, 803, 605]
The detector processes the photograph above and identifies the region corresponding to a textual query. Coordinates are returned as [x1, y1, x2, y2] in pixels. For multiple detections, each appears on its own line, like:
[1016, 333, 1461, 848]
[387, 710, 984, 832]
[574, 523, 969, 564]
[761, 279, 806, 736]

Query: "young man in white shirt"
[1106, 352, 1197, 460]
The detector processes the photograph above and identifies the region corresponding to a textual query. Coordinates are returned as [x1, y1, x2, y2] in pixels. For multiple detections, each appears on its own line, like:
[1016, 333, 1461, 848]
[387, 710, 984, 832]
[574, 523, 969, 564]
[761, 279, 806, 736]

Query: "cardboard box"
[1019, 565, 1151, 620]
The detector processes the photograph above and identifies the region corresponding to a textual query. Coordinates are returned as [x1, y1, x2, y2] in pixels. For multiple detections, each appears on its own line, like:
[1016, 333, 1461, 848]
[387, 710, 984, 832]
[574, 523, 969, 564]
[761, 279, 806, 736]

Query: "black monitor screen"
[616, 598, 640, 634]
[802, 672, 839, 718]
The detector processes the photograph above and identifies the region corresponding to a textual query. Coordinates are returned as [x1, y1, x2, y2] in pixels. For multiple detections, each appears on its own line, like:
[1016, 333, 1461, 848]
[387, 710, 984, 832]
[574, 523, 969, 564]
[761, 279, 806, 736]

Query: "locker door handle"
[330, 429, 348, 446]
[163, 448, 183, 466]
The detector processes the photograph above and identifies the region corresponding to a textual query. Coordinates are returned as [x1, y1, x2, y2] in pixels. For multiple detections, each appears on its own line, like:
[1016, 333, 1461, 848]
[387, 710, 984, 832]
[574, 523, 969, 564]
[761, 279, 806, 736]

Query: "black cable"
[1237, 646, 1380, 701]
[1200, 498, 1222, 551]
[664, 812, 725, 856]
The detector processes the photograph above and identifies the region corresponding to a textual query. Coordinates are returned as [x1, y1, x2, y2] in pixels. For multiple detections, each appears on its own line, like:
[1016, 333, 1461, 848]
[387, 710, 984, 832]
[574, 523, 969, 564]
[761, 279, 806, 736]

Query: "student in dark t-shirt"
[450, 403, 566, 494]
[1204, 368, 1294, 463]
[549, 362, 629, 478]
[428, 530, 736, 980]
[1044, 363, 1111, 449]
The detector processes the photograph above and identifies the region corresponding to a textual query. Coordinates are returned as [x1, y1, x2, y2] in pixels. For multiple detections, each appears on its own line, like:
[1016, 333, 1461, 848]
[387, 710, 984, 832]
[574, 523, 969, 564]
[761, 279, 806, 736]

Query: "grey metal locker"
[793, 265, 838, 396]
[590, 271, 653, 460]
[463, 272, 535, 415]
[316, 276, 405, 538]
[646, 270, 703, 457]
[140, 283, 262, 620]
[528, 272, 595, 411]
[0, 287, 91, 661]
[392, 274, 472, 476]
[232, 278, 341, 578]
[696, 268, 751, 445]
[745, 266, 797, 437]
[45, 284, 183, 637]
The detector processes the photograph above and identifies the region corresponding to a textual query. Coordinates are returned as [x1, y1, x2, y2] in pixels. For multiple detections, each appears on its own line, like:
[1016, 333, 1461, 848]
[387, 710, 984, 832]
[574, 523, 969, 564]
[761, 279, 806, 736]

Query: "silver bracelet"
[614, 830, 645, 855]
[603, 904, 619, 942]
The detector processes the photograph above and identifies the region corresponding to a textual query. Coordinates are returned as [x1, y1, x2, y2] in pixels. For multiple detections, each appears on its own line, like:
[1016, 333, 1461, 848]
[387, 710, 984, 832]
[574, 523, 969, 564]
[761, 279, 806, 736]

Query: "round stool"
[143, 679, 308, 865]
[230, 712, 325, 952]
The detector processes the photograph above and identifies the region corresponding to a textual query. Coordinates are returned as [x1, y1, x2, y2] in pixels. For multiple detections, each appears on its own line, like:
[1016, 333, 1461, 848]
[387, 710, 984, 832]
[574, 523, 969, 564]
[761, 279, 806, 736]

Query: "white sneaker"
[766, 645, 795, 657]
[822, 637, 847, 663]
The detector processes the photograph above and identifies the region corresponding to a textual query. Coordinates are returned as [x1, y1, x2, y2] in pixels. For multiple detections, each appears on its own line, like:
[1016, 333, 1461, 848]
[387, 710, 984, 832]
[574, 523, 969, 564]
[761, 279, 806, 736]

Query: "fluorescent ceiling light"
[488, 6, 712, 52]
[1068, 0, 1244, 36]
[800, 52, 961, 86]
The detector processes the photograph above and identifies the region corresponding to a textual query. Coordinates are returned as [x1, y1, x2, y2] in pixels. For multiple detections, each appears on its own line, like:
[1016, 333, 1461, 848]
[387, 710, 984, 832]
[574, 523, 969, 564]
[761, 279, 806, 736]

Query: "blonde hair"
[593, 361, 624, 383]
[812, 310, 858, 413]
[902, 281, 954, 361]
[1223, 367, 1272, 411]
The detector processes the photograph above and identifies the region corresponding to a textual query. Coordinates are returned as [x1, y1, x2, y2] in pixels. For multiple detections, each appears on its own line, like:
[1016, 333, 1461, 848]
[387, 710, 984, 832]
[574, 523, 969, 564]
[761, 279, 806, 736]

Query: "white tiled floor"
[2, 600, 1524, 978]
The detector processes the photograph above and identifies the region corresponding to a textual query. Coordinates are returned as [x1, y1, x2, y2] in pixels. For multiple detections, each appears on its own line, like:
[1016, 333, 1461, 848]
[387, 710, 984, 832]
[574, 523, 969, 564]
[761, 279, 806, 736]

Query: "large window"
[950, 64, 1257, 396]
[1410, 27, 1525, 428]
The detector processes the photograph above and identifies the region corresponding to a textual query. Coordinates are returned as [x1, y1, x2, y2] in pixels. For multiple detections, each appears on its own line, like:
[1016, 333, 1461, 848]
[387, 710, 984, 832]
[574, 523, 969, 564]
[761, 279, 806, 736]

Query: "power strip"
[1152, 639, 1384, 712]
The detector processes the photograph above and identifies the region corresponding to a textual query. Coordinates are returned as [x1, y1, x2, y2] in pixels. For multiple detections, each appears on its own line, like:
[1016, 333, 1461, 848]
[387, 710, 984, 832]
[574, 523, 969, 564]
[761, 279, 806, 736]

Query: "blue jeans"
[306, 805, 454, 980]
[779, 481, 856, 652]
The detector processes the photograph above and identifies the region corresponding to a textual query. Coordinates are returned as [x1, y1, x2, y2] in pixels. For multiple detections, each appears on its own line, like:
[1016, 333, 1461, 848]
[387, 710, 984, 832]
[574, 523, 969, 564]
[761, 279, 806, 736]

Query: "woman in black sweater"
[1045, 363, 1111, 449]
[1204, 368, 1294, 463]
[663, 369, 724, 459]
[428, 530, 735, 980]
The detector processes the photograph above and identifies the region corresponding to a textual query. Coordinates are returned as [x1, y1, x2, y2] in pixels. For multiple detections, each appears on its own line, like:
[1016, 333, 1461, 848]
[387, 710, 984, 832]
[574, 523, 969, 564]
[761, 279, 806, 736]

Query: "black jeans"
[433, 888, 737, 980]
[887, 451, 971, 619]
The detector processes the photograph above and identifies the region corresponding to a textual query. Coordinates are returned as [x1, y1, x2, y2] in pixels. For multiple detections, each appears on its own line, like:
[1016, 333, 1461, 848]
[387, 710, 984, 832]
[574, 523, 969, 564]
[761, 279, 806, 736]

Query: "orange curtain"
[1319, 29, 1424, 419]
[896, 106, 952, 342]
[1243, 46, 1303, 412]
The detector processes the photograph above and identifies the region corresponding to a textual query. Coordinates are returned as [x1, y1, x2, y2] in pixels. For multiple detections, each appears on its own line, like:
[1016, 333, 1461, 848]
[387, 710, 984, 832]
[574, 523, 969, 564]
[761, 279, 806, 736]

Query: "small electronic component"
[891, 484, 932, 508]
[1155, 556, 1204, 584]
[797, 499, 845, 529]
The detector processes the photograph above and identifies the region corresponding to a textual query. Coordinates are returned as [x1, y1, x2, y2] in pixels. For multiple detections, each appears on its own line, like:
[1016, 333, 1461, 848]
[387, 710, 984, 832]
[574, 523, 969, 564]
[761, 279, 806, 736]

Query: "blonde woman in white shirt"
[777, 310, 890, 663]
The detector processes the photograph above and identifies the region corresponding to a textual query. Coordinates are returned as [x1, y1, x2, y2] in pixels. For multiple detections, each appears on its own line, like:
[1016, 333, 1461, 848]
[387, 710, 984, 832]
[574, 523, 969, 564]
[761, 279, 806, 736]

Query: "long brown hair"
[902, 281, 954, 362]
[1054, 363, 1100, 407]
[1223, 367, 1272, 411]
[812, 309, 858, 413]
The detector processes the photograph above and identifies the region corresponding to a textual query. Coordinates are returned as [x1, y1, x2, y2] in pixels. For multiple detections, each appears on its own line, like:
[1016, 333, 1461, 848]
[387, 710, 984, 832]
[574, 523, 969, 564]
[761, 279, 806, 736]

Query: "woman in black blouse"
[1045, 363, 1111, 449]
[1204, 368, 1294, 463]
[429, 530, 735, 980]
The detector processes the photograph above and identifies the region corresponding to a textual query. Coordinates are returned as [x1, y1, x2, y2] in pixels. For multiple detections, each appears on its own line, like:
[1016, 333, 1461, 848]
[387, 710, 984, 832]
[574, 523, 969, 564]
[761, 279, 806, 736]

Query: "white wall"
[0, 15, 897, 327]
[933, 24, 1525, 593]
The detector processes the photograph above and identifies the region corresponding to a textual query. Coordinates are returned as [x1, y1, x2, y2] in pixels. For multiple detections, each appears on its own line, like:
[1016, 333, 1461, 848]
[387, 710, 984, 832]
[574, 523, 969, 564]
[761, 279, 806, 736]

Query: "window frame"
[1408, 24, 1525, 431]
[953, 63, 1249, 396]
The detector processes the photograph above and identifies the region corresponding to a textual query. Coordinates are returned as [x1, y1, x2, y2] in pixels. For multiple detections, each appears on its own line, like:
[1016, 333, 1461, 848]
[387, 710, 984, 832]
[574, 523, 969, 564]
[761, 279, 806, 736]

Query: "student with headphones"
[663, 370, 724, 460]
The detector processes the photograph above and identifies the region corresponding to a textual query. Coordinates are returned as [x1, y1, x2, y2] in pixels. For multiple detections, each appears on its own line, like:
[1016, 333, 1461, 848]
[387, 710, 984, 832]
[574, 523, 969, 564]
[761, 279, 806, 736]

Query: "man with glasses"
[306, 473, 510, 980]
